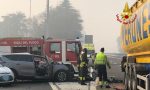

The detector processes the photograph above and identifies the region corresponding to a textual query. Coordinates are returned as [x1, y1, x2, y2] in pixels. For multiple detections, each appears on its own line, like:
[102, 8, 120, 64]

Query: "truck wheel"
[131, 65, 137, 90]
[121, 56, 127, 72]
[128, 66, 132, 90]
[125, 67, 129, 90]
[55, 70, 67, 82]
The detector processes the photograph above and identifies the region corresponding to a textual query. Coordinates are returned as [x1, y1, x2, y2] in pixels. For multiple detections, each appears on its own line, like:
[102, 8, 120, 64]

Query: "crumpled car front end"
[0, 66, 14, 84]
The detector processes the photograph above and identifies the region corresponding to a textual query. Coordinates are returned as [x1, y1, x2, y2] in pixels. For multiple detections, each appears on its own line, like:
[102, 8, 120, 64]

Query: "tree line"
[0, 0, 83, 39]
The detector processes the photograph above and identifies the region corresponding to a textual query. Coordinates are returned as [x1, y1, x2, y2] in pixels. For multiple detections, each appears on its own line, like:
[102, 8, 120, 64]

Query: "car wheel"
[55, 70, 67, 82]
[7, 82, 14, 86]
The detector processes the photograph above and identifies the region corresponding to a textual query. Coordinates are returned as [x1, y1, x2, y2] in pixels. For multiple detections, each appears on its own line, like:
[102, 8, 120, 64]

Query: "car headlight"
[0, 75, 13, 81]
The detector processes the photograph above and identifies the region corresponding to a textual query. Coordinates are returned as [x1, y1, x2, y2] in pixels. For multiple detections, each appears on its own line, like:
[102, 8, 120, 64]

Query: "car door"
[49, 42, 62, 62]
[46, 57, 53, 79]
[66, 42, 80, 65]
[2, 55, 35, 77]
[34, 56, 52, 77]
[16, 55, 35, 76]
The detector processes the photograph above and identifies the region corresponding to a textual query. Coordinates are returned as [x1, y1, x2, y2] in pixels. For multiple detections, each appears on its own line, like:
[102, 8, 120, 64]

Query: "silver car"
[0, 64, 14, 84]
[0, 53, 74, 82]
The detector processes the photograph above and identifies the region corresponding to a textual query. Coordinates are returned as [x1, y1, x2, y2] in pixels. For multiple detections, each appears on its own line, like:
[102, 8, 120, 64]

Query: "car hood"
[0, 67, 12, 73]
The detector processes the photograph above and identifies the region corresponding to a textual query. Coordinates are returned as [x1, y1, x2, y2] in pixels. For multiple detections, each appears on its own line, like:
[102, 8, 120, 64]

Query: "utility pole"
[47, 0, 49, 19]
[45, 0, 49, 39]
[30, 0, 31, 18]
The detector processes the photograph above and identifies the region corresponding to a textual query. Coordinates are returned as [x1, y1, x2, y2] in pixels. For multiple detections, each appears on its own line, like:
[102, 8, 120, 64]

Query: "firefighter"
[79, 48, 88, 85]
[94, 47, 111, 88]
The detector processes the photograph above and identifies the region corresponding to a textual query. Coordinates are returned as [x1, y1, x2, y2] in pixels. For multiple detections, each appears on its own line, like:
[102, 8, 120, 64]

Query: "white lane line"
[48, 82, 97, 90]
[107, 56, 121, 60]
[90, 81, 96, 90]
[49, 82, 59, 90]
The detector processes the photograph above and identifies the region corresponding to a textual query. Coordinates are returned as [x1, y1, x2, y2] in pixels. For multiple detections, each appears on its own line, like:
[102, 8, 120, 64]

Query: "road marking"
[90, 81, 96, 90]
[107, 56, 121, 60]
[49, 82, 59, 90]
[88, 81, 90, 90]
[49, 82, 96, 90]
[49, 81, 118, 90]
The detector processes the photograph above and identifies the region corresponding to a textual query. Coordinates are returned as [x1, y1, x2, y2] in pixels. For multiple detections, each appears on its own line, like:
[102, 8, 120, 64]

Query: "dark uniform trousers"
[79, 65, 87, 77]
[96, 64, 107, 81]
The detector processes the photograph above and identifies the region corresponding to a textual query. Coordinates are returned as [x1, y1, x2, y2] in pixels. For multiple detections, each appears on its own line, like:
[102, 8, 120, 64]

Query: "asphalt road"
[0, 54, 125, 90]
[0, 81, 52, 90]
[0, 81, 124, 90]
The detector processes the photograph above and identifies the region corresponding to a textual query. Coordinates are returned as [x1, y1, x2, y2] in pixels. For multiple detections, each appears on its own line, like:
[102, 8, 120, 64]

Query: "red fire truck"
[0, 37, 82, 66]
[0, 37, 97, 81]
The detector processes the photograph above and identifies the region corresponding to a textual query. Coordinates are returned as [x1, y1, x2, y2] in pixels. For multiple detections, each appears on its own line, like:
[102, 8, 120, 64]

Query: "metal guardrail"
[137, 74, 150, 90]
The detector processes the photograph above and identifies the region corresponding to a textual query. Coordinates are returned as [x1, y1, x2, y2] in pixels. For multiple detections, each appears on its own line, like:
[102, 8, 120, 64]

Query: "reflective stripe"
[99, 81, 103, 85]
[79, 54, 87, 67]
[80, 62, 86, 67]
[80, 55, 82, 61]
[99, 81, 109, 86]
[95, 60, 105, 64]
[103, 81, 108, 86]
[79, 77, 85, 80]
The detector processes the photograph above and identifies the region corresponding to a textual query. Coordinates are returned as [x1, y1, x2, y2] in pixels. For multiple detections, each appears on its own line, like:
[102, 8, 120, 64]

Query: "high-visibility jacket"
[94, 52, 108, 65]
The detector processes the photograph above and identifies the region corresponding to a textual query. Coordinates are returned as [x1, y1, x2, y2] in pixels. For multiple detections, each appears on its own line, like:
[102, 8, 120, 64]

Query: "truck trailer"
[120, 0, 150, 90]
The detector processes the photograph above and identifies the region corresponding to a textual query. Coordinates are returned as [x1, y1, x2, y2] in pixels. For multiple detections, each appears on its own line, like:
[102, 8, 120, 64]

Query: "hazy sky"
[0, 0, 136, 53]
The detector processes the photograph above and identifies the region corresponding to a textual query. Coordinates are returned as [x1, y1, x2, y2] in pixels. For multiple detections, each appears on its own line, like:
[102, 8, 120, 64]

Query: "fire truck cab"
[44, 39, 81, 65]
